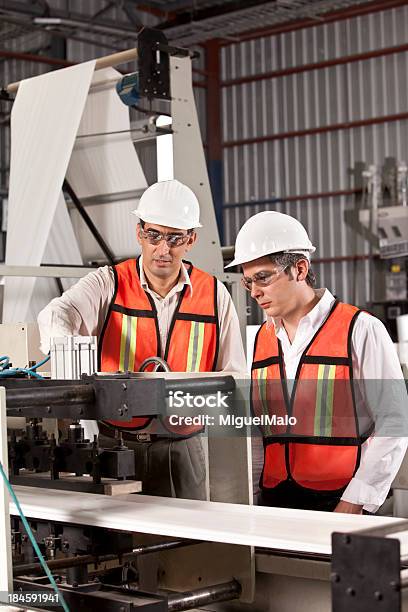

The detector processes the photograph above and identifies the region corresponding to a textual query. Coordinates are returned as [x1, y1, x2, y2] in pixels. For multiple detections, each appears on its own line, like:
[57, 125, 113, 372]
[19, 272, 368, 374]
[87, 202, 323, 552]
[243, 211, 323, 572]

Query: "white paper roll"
[397, 314, 408, 343]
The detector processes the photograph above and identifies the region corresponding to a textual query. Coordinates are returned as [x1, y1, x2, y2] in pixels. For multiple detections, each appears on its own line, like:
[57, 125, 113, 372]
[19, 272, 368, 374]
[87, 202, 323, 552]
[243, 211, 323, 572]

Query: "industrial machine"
[0, 321, 252, 610]
[3, 370, 249, 611]
[348, 158, 408, 340]
[1, 332, 408, 612]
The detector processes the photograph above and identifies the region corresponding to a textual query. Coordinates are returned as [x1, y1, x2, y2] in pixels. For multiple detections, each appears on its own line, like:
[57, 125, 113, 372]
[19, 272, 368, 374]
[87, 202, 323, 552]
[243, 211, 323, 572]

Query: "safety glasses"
[140, 228, 191, 248]
[241, 266, 288, 292]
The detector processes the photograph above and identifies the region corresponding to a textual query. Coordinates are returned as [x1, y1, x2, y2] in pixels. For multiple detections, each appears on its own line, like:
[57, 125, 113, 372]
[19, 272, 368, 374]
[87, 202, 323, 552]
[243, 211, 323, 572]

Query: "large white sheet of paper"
[10, 486, 405, 556]
[4, 61, 96, 323]
[67, 67, 147, 262]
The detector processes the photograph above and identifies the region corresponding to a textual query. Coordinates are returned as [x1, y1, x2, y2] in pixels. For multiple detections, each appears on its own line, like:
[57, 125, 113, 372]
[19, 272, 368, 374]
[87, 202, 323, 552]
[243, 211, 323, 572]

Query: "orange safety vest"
[99, 258, 219, 435]
[251, 300, 373, 492]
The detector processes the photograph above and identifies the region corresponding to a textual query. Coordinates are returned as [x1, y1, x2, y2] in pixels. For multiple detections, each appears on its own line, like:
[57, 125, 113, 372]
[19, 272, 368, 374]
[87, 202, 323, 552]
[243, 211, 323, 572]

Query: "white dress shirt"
[270, 288, 408, 512]
[38, 257, 247, 373]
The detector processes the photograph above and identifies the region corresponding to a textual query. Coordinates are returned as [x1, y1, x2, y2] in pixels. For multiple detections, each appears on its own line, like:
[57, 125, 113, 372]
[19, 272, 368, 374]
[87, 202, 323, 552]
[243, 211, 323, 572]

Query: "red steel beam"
[313, 254, 372, 263]
[281, 188, 360, 203]
[223, 111, 408, 147]
[223, 188, 361, 208]
[0, 49, 73, 67]
[222, 41, 408, 87]
[221, 0, 408, 46]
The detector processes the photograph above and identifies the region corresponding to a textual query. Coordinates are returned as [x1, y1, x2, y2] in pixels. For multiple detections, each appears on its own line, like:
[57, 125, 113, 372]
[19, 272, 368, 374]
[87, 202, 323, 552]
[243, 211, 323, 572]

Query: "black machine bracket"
[137, 28, 198, 102]
[138, 28, 171, 101]
[332, 520, 408, 611]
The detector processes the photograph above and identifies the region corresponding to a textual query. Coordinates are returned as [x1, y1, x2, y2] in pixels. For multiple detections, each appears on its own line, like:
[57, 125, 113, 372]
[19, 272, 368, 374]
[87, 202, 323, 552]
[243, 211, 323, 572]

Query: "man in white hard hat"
[227, 210, 408, 514]
[38, 179, 246, 499]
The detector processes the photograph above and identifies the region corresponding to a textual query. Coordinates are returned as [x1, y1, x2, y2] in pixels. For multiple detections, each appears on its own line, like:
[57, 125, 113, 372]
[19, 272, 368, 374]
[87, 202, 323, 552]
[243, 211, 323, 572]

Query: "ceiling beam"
[157, 0, 270, 30]
[0, 0, 143, 37]
[221, 0, 408, 44]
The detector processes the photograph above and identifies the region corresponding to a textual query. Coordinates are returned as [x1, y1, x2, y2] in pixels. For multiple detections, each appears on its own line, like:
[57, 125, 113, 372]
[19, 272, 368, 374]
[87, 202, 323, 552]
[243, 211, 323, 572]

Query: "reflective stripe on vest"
[314, 364, 337, 436]
[99, 258, 219, 434]
[251, 300, 373, 492]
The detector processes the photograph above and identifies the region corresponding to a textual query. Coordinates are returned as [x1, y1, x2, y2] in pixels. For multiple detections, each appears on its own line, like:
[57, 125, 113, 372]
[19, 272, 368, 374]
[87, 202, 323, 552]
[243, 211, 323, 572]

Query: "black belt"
[98, 423, 189, 443]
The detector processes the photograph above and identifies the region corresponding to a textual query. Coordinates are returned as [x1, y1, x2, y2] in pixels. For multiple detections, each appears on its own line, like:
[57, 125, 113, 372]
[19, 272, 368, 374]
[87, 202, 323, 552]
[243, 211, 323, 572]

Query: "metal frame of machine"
[1, 24, 248, 343]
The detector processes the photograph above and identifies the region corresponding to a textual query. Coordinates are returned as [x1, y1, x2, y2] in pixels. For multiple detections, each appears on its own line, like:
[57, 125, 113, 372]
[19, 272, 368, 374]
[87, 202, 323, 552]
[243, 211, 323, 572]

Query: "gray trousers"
[100, 434, 207, 500]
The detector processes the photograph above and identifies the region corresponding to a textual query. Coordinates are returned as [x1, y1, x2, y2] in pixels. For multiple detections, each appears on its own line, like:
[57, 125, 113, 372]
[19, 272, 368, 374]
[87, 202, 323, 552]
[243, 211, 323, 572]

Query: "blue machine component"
[116, 72, 140, 107]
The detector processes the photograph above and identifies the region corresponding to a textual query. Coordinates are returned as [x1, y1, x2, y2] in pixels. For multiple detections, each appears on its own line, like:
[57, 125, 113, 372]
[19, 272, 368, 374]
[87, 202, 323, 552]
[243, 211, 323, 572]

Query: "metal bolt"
[331, 573, 340, 583]
[343, 535, 351, 544]
[390, 581, 400, 591]
[374, 591, 383, 601]
[122, 383, 127, 390]
[346, 587, 355, 597]
[123, 403, 128, 412]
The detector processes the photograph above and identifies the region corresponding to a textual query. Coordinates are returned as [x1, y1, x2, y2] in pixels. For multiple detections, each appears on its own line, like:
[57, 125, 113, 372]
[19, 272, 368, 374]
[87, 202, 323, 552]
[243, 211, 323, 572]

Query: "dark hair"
[269, 252, 316, 288]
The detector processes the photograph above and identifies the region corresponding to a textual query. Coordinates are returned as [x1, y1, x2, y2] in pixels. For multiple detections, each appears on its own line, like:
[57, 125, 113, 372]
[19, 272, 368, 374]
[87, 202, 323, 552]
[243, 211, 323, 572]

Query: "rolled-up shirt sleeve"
[341, 313, 408, 512]
[37, 266, 114, 354]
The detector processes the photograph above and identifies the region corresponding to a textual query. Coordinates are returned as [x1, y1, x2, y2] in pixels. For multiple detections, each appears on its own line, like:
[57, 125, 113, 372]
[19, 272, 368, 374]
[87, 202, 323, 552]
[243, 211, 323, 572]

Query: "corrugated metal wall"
[221, 5, 408, 319]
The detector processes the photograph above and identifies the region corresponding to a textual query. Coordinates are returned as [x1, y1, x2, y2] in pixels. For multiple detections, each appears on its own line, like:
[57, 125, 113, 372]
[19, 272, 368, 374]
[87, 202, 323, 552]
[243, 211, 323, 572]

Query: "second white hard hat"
[132, 179, 202, 229]
[225, 210, 316, 268]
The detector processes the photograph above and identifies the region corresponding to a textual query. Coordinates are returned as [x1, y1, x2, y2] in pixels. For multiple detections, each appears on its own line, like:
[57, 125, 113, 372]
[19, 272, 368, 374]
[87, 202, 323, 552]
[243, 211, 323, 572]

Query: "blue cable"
[0, 355, 10, 369]
[0, 460, 70, 611]
[0, 354, 50, 379]
[28, 355, 50, 371]
[0, 369, 44, 379]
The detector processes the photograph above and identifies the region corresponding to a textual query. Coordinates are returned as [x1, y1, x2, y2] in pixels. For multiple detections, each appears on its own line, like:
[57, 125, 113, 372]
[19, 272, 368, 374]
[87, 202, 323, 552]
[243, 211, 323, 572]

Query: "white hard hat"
[225, 210, 316, 268]
[132, 179, 202, 229]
